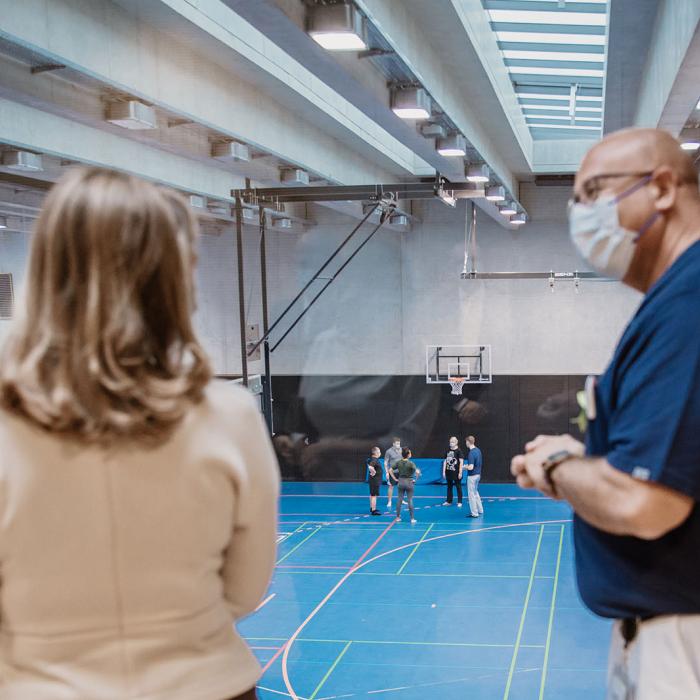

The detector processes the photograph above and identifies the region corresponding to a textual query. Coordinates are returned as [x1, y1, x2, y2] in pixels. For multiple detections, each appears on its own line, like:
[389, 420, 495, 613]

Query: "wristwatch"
[541, 449, 575, 496]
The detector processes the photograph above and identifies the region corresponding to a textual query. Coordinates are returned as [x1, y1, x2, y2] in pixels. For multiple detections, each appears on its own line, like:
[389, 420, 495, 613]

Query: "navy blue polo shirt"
[576, 240, 700, 619]
[467, 447, 482, 476]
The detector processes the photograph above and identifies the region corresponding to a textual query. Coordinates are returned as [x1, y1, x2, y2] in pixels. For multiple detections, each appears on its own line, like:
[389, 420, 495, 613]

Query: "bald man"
[511, 128, 700, 700]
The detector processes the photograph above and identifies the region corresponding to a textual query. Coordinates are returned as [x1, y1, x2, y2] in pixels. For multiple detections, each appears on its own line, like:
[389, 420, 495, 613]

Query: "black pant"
[446, 475, 462, 504]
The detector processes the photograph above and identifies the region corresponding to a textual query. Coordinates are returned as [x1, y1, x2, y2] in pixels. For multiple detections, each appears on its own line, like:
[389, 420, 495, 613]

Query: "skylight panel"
[508, 66, 604, 77]
[496, 31, 606, 45]
[502, 50, 605, 62]
[488, 10, 607, 26]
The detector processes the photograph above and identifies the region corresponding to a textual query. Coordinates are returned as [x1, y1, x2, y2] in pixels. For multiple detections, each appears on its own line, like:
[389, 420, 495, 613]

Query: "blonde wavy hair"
[0, 167, 212, 445]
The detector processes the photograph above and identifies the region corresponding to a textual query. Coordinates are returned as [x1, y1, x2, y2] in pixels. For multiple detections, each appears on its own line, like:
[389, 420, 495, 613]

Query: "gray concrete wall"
[193, 183, 640, 376]
[0, 184, 640, 376]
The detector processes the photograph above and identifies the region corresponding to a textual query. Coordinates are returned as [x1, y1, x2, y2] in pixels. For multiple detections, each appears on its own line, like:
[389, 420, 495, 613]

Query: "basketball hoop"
[448, 376, 466, 395]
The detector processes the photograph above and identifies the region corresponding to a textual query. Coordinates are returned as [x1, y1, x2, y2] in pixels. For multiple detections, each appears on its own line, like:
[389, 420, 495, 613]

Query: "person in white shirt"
[0, 167, 280, 700]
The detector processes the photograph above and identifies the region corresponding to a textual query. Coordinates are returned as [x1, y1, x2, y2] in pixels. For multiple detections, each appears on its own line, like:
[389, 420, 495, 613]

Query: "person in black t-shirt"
[366, 446, 383, 515]
[442, 436, 464, 507]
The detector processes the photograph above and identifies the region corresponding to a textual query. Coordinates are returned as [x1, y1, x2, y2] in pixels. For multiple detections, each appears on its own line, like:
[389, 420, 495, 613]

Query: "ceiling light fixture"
[2, 150, 43, 171]
[212, 141, 250, 162]
[106, 100, 158, 130]
[485, 185, 506, 202]
[511, 213, 528, 226]
[437, 133, 467, 157]
[466, 164, 490, 183]
[281, 168, 310, 186]
[307, 3, 367, 51]
[437, 188, 457, 207]
[681, 142, 700, 151]
[391, 87, 431, 120]
[499, 201, 517, 216]
[0, 216, 7, 229]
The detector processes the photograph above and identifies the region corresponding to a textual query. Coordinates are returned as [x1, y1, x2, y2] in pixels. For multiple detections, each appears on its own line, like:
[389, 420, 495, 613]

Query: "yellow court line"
[309, 641, 352, 700]
[503, 525, 545, 700]
[396, 523, 435, 575]
[539, 525, 566, 700]
[277, 525, 320, 564]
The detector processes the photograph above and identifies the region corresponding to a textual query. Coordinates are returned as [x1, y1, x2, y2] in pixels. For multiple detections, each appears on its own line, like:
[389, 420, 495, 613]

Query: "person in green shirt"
[390, 448, 421, 524]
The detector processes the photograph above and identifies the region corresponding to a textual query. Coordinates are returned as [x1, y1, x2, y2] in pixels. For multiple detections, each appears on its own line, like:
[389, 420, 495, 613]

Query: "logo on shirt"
[631, 466, 651, 481]
[446, 450, 458, 471]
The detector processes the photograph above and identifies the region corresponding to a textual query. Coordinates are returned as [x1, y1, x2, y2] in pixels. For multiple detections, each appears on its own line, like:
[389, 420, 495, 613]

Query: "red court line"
[255, 593, 276, 612]
[274, 519, 397, 692]
[261, 642, 288, 673]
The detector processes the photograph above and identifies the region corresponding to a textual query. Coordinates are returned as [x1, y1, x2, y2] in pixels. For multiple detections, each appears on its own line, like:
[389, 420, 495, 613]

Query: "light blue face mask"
[568, 175, 660, 279]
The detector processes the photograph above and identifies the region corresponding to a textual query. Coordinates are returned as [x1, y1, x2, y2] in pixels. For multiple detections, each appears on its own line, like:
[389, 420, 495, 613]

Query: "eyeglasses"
[571, 171, 654, 204]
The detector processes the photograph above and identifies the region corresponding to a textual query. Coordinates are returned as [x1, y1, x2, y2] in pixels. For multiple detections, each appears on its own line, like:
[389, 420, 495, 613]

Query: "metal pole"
[234, 195, 248, 387]
[258, 207, 273, 432]
[247, 201, 380, 356]
[270, 208, 393, 353]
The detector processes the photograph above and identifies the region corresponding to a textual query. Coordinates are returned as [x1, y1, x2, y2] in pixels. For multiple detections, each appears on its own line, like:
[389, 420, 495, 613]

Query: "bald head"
[578, 128, 698, 192]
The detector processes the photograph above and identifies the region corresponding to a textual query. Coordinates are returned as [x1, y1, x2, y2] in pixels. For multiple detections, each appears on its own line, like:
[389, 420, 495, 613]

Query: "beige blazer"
[0, 382, 280, 700]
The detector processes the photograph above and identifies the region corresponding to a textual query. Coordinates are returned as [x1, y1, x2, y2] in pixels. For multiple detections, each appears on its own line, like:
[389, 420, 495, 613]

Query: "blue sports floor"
[240, 482, 611, 700]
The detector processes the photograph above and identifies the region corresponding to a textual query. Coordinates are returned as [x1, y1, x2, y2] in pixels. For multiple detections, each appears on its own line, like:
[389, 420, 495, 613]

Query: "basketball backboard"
[426, 345, 492, 384]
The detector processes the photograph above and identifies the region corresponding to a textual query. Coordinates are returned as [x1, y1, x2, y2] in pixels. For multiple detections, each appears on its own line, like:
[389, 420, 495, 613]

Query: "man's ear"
[651, 166, 678, 211]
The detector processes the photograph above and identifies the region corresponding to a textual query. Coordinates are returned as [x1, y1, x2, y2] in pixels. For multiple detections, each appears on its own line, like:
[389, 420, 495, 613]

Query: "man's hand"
[511, 434, 584, 497]
[369, 467, 376, 477]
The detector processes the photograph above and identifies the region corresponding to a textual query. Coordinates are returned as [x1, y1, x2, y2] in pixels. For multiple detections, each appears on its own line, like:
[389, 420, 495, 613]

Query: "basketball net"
[448, 377, 466, 395]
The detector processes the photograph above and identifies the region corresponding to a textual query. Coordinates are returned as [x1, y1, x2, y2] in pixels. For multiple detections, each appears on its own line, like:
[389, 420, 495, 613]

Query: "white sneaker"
[410, 519, 417, 524]
[386, 502, 392, 510]
[442, 502, 450, 506]
[457, 503, 463, 508]
[395, 517, 401, 522]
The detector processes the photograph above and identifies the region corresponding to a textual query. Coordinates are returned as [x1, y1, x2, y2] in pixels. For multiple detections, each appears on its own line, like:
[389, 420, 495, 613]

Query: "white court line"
[314, 667, 540, 700]
[281, 494, 548, 500]
[259, 686, 309, 700]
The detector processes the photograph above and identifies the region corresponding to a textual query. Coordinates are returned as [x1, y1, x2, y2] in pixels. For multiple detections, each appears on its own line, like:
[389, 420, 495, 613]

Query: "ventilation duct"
[106, 101, 158, 130]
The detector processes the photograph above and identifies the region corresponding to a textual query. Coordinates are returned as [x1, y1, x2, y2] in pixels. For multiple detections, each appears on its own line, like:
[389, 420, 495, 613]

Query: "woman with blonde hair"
[0, 167, 279, 700]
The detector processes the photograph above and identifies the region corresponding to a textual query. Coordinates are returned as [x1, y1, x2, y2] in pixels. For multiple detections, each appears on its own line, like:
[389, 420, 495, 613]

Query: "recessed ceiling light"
[307, 4, 367, 51]
[681, 142, 700, 151]
[391, 87, 431, 120]
[485, 186, 506, 202]
[488, 10, 607, 26]
[496, 31, 606, 45]
[511, 213, 527, 226]
[466, 164, 490, 183]
[502, 50, 605, 62]
[437, 134, 467, 157]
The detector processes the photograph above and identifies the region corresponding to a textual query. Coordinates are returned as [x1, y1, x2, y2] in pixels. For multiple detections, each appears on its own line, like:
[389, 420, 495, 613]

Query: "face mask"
[568, 176, 659, 279]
